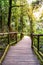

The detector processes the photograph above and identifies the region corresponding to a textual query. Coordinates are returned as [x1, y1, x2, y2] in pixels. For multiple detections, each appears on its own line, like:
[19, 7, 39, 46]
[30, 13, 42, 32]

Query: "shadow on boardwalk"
[2, 36, 40, 65]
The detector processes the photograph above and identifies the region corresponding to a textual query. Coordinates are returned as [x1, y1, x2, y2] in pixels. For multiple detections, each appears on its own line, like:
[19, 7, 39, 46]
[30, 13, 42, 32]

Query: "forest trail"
[2, 36, 40, 65]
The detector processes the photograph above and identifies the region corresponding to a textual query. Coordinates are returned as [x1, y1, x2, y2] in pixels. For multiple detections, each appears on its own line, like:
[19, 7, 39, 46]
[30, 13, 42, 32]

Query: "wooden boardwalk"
[2, 36, 40, 65]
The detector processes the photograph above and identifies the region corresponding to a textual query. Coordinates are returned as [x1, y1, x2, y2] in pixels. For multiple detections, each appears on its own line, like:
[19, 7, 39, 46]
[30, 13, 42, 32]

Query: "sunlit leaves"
[1, 0, 43, 34]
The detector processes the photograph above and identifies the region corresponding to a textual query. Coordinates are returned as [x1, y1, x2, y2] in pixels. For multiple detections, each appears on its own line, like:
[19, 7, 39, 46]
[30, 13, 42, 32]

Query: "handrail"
[0, 32, 24, 35]
[0, 32, 24, 64]
[0, 32, 25, 40]
[32, 34, 43, 52]
[32, 34, 43, 62]
[0, 32, 18, 35]
[32, 34, 40, 52]
[33, 34, 43, 36]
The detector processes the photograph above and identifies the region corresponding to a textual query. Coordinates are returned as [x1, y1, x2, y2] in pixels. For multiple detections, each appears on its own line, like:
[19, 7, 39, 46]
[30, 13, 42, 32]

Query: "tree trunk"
[0, 1, 2, 32]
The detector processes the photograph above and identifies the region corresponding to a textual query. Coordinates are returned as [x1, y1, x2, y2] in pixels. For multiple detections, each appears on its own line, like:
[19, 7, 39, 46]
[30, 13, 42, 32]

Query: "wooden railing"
[0, 32, 24, 64]
[32, 34, 43, 63]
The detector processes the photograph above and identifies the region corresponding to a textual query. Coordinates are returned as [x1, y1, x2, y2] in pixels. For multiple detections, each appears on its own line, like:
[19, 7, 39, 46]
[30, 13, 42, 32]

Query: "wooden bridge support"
[37, 35, 39, 52]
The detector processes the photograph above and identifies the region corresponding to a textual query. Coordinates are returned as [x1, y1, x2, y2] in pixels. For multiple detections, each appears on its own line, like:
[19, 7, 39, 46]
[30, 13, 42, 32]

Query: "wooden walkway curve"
[2, 36, 40, 65]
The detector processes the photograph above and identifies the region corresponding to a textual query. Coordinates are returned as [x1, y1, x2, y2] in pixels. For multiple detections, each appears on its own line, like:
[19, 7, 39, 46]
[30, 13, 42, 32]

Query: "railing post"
[20, 33, 23, 39]
[31, 33, 33, 49]
[8, 33, 10, 44]
[16, 33, 17, 43]
[37, 35, 39, 52]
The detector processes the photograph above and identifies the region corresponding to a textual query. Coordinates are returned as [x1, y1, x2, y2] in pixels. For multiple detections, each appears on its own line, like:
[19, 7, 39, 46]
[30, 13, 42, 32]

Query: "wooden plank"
[2, 62, 40, 65]
[2, 36, 40, 65]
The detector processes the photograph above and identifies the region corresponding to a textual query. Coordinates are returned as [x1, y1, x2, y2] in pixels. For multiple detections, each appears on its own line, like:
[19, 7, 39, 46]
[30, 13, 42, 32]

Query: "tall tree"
[0, 1, 2, 32]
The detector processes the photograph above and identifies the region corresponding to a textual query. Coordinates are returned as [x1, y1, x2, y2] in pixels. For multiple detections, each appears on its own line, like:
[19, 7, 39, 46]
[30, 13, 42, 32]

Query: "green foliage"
[0, 0, 43, 59]
[0, 0, 9, 32]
